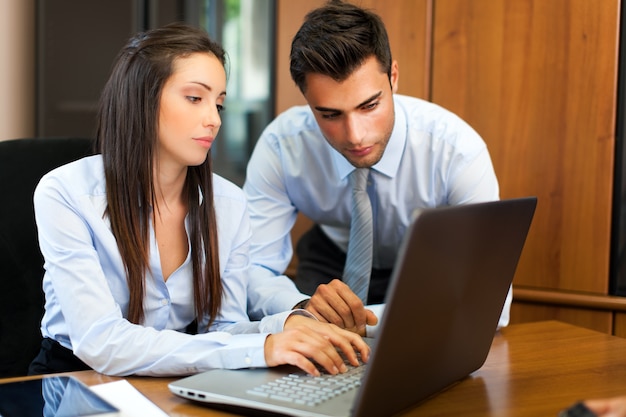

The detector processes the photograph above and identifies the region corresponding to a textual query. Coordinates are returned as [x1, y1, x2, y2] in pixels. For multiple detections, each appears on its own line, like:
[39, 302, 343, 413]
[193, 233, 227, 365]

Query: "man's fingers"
[327, 280, 368, 329]
[309, 279, 366, 330]
[307, 293, 348, 327]
[365, 309, 378, 326]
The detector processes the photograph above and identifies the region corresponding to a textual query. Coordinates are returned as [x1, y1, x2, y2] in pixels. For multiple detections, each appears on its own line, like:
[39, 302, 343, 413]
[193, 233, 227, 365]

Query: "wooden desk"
[3, 321, 626, 416]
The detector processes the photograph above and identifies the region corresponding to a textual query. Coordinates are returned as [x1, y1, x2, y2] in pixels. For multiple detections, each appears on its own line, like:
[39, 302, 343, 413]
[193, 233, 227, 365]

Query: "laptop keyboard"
[246, 362, 366, 407]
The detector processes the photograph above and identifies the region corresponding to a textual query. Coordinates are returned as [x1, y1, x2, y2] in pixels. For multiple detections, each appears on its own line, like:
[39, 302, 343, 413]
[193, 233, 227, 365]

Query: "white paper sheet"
[90, 379, 169, 417]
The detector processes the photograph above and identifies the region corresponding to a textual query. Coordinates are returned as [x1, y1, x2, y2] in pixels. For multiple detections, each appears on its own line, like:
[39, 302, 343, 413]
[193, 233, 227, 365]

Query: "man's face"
[303, 56, 399, 169]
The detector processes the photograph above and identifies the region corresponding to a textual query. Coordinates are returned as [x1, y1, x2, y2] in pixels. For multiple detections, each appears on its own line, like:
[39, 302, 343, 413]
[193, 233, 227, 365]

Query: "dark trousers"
[295, 224, 392, 305]
[28, 338, 90, 375]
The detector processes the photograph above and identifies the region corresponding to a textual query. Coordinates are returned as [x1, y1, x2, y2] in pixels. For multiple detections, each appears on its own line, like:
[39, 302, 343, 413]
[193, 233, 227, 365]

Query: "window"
[198, 0, 275, 186]
[37, 0, 275, 187]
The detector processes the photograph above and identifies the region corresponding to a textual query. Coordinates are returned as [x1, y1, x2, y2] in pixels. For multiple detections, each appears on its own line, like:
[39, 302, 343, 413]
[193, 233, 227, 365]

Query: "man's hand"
[264, 315, 370, 376]
[304, 279, 378, 336]
[584, 396, 626, 417]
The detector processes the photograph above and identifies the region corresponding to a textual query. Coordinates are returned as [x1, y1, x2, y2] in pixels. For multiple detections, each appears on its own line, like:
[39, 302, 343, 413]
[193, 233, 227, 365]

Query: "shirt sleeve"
[243, 131, 312, 319]
[34, 173, 274, 377]
[446, 143, 500, 205]
[497, 286, 512, 328]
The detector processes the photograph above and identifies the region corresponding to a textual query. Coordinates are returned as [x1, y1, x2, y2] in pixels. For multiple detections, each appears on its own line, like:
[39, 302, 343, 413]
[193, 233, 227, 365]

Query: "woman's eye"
[186, 96, 201, 103]
[217, 104, 225, 113]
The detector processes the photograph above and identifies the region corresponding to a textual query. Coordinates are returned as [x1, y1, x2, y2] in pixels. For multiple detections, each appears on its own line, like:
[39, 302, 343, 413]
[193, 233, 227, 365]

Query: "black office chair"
[0, 137, 95, 377]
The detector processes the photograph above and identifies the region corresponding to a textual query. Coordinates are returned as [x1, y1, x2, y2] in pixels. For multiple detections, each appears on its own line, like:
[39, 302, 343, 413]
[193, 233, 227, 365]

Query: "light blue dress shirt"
[34, 155, 295, 376]
[244, 95, 511, 328]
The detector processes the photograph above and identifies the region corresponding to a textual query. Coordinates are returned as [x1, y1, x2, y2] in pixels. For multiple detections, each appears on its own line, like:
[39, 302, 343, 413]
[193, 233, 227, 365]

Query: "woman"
[29, 23, 368, 377]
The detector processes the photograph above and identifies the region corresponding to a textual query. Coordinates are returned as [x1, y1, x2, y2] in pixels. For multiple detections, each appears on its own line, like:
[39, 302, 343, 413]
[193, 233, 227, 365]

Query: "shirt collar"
[333, 97, 407, 181]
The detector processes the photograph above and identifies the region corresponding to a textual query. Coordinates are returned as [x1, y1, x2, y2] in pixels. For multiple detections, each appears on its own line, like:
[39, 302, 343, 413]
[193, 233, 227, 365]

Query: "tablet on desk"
[0, 375, 119, 417]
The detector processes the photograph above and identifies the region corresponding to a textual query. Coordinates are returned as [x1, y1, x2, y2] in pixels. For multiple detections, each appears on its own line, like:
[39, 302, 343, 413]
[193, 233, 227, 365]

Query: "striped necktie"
[342, 168, 373, 304]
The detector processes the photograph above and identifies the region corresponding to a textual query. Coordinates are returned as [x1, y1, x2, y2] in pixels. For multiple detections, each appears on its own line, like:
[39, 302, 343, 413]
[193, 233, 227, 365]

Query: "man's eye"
[363, 102, 378, 110]
[321, 113, 339, 120]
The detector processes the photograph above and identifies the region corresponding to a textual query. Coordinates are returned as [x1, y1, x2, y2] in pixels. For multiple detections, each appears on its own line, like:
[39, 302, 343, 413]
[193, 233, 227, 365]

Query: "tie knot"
[350, 168, 369, 191]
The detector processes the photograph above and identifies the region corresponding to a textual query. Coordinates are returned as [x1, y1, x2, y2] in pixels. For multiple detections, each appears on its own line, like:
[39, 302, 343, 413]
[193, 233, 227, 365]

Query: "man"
[561, 397, 626, 417]
[244, 0, 510, 335]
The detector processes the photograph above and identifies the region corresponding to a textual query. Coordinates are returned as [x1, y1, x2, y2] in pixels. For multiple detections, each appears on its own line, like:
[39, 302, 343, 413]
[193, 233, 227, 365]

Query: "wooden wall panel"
[614, 313, 626, 338]
[275, 0, 326, 113]
[510, 301, 613, 334]
[431, 0, 619, 294]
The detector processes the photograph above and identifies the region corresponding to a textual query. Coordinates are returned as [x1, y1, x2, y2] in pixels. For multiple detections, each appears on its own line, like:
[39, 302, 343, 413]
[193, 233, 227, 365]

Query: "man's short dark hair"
[289, 0, 393, 93]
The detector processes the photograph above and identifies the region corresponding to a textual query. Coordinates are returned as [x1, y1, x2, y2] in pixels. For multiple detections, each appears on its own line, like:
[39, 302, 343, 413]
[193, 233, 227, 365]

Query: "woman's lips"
[194, 137, 214, 148]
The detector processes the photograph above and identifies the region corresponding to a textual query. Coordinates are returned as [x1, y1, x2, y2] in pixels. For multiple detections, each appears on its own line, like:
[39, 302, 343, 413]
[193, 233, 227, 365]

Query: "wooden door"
[432, 0, 619, 293]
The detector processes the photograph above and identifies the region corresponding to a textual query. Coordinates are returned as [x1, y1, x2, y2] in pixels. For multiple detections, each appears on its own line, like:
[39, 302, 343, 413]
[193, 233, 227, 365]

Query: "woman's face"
[157, 52, 226, 170]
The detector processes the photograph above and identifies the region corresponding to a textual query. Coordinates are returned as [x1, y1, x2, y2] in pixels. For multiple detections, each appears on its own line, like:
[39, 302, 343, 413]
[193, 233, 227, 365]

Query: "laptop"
[169, 197, 537, 417]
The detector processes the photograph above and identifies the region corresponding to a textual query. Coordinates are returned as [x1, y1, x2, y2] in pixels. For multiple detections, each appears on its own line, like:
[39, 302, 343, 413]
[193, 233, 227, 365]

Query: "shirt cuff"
[289, 309, 317, 320]
[365, 303, 386, 338]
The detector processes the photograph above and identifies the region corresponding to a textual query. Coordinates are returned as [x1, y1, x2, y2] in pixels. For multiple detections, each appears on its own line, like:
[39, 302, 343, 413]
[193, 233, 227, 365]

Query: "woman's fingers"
[264, 322, 369, 375]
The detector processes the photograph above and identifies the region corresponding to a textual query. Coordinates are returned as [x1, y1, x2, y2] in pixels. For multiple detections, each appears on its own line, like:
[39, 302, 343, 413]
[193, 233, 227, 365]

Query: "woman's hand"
[263, 314, 370, 376]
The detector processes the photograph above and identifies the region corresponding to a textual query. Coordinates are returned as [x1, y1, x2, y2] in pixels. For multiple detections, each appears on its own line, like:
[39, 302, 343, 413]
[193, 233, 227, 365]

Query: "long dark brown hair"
[95, 23, 226, 327]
